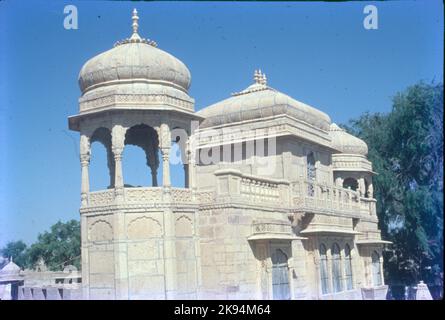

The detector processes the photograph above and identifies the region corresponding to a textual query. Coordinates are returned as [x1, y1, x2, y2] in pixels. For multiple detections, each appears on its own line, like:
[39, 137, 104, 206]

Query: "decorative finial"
[132, 9, 139, 34]
[260, 72, 267, 86]
[232, 69, 273, 96]
[254, 69, 261, 84]
[114, 9, 157, 47]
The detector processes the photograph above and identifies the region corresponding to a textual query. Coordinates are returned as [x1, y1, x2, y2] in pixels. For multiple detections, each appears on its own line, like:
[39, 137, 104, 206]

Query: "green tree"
[345, 82, 443, 291]
[0, 240, 28, 268]
[25, 220, 81, 271]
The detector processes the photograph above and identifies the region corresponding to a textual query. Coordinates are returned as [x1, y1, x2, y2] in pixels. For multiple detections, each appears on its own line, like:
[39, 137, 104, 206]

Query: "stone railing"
[171, 187, 193, 203]
[240, 177, 281, 203]
[86, 187, 194, 207]
[214, 169, 290, 206]
[124, 187, 163, 203]
[359, 197, 377, 216]
[292, 180, 362, 214]
[88, 189, 115, 207]
[197, 191, 216, 204]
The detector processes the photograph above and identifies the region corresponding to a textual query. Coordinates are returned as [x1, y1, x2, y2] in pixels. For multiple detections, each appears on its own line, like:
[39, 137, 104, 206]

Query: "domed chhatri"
[78, 9, 191, 95]
[329, 123, 368, 156]
[0, 258, 21, 275]
[197, 70, 331, 130]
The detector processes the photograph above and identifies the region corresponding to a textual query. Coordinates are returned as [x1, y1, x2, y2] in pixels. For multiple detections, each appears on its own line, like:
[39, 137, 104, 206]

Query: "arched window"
[344, 244, 353, 290]
[371, 251, 382, 286]
[332, 243, 343, 293]
[343, 177, 358, 191]
[307, 152, 316, 196]
[271, 249, 291, 300]
[319, 244, 329, 294]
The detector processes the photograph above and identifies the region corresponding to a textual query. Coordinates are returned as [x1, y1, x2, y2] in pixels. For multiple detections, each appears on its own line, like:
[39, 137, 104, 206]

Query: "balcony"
[292, 180, 376, 217]
[212, 169, 375, 217]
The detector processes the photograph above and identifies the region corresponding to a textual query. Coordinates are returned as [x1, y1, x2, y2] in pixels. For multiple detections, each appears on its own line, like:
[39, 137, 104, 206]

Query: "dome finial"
[114, 9, 157, 47]
[260, 72, 267, 86]
[130, 8, 141, 41]
[254, 69, 261, 84]
[132, 9, 139, 35]
[253, 69, 267, 86]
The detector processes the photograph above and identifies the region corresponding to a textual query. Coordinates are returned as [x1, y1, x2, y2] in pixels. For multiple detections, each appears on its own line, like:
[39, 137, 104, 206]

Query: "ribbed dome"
[197, 70, 331, 130]
[329, 123, 368, 156]
[78, 10, 191, 95]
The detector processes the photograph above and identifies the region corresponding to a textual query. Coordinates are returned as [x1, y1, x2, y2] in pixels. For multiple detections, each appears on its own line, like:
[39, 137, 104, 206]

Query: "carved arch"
[127, 216, 163, 240]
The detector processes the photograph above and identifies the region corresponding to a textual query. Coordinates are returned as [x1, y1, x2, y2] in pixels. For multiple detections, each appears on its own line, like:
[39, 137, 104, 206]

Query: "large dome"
[329, 123, 368, 156]
[78, 9, 191, 95]
[197, 70, 331, 130]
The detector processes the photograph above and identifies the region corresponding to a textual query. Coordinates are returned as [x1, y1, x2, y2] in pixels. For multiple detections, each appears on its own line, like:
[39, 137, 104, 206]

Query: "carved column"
[161, 149, 171, 187]
[358, 177, 366, 197]
[112, 125, 126, 202]
[184, 138, 194, 189]
[368, 182, 374, 198]
[80, 134, 90, 207]
[113, 149, 124, 202]
[160, 123, 171, 187]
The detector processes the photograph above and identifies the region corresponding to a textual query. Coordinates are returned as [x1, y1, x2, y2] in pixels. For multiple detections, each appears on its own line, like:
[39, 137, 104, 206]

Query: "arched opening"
[371, 251, 382, 286]
[331, 243, 343, 293]
[343, 177, 358, 191]
[344, 244, 353, 290]
[271, 249, 291, 300]
[123, 124, 160, 187]
[319, 244, 329, 294]
[90, 127, 113, 191]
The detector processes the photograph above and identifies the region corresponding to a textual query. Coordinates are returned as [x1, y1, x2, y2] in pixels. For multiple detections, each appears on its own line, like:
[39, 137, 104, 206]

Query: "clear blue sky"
[0, 0, 443, 247]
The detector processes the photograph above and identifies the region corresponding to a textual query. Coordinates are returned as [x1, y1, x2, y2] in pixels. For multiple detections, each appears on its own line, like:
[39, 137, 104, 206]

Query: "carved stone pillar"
[368, 182, 374, 198]
[80, 154, 90, 207]
[113, 148, 124, 202]
[161, 148, 171, 187]
[160, 122, 171, 187]
[112, 125, 126, 202]
[80, 134, 90, 207]
[358, 177, 366, 197]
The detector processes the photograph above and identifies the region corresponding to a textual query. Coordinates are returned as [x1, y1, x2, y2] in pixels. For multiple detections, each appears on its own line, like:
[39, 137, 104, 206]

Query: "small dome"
[78, 9, 191, 95]
[0, 260, 21, 275]
[197, 70, 331, 130]
[329, 123, 368, 155]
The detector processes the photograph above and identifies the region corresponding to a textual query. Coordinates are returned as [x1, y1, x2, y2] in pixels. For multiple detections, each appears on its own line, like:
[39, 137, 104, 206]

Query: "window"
[307, 152, 316, 196]
[332, 243, 343, 293]
[271, 249, 291, 300]
[344, 244, 353, 290]
[372, 251, 382, 286]
[319, 244, 329, 294]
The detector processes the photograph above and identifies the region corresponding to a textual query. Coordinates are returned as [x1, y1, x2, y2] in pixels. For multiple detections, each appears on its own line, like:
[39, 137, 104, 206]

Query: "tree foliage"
[0, 220, 81, 271]
[344, 82, 443, 287]
[0, 240, 28, 268]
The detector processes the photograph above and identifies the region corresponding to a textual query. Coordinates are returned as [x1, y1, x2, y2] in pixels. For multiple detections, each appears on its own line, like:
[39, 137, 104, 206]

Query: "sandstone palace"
[67, 9, 390, 300]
